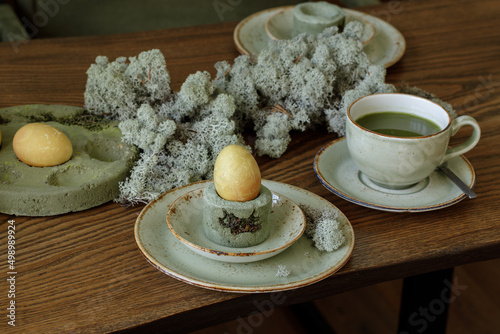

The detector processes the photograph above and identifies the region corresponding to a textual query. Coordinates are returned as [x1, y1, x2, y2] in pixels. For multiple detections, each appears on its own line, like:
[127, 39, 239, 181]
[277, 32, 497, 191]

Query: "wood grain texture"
[197, 259, 500, 333]
[0, 0, 499, 332]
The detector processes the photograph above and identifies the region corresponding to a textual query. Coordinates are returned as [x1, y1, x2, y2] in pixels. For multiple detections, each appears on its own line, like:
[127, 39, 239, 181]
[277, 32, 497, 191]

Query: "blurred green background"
[1, 0, 380, 41]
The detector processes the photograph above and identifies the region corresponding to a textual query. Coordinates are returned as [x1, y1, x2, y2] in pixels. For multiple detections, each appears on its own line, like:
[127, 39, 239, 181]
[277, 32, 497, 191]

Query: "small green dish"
[167, 186, 305, 263]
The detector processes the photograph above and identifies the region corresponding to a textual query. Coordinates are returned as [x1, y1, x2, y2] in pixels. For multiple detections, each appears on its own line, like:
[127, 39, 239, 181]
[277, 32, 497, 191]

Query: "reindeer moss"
[84, 29, 456, 205]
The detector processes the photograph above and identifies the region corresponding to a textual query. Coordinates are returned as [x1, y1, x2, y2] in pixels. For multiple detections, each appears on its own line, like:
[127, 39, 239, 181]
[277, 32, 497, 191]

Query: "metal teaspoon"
[438, 164, 477, 199]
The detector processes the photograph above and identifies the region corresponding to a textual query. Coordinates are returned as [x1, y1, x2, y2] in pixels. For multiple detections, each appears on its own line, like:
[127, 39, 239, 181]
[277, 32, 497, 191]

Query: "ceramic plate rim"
[166, 188, 306, 260]
[233, 5, 405, 68]
[264, 7, 375, 45]
[314, 137, 476, 212]
[134, 179, 355, 293]
[233, 6, 294, 57]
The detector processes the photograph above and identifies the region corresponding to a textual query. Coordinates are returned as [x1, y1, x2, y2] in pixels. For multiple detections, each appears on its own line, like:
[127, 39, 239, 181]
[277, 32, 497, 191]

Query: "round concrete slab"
[0, 104, 138, 216]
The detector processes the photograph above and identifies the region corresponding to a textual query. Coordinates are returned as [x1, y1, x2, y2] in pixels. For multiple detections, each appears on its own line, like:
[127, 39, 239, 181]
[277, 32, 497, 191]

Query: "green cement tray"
[0, 104, 138, 216]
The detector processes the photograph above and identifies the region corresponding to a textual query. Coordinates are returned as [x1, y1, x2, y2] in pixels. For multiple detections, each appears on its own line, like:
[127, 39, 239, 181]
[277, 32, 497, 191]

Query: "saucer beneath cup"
[314, 137, 476, 212]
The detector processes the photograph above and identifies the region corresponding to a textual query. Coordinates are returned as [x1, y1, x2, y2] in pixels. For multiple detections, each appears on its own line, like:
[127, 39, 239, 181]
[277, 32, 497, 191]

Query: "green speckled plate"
[314, 137, 476, 212]
[0, 104, 138, 216]
[135, 180, 354, 293]
[234, 6, 405, 67]
[167, 188, 306, 263]
[265, 7, 375, 45]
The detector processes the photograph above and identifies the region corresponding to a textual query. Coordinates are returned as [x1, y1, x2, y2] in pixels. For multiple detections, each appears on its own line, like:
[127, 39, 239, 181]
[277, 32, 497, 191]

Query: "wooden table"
[1, 0, 499, 332]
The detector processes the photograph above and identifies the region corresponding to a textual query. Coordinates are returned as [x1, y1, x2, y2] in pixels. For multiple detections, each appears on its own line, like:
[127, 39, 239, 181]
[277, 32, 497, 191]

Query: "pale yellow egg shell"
[13, 123, 73, 167]
[213, 145, 261, 202]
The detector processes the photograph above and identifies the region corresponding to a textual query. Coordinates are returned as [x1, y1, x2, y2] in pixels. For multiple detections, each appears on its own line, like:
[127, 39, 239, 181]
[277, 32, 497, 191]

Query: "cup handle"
[441, 115, 481, 165]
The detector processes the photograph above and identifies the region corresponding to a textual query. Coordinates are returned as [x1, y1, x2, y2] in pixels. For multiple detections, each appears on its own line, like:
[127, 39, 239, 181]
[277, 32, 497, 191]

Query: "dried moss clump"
[219, 209, 262, 235]
[214, 23, 396, 157]
[24, 110, 112, 131]
[301, 205, 345, 252]
[85, 50, 245, 204]
[85, 49, 172, 120]
[83, 24, 456, 205]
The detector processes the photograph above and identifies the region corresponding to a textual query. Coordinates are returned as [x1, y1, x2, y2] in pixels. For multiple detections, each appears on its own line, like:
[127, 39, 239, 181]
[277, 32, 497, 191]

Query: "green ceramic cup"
[346, 93, 481, 189]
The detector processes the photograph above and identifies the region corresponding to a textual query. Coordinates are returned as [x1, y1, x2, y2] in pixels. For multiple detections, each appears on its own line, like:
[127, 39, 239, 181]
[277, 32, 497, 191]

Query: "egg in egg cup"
[202, 145, 272, 248]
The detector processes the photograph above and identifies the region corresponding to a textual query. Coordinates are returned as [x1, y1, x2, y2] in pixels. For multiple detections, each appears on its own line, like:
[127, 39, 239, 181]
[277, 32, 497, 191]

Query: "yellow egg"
[213, 144, 261, 202]
[13, 123, 73, 167]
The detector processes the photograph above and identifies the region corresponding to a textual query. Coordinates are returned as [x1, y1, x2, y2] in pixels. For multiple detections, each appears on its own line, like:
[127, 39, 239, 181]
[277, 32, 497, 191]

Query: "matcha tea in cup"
[346, 93, 480, 189]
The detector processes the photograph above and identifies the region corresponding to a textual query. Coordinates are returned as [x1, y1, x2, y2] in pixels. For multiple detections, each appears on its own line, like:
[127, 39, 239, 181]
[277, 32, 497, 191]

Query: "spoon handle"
[438, 165, 477, 199]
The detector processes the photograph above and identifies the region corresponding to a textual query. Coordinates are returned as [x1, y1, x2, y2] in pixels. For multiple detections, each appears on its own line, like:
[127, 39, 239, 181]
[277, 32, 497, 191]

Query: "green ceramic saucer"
[314, 137, 476, 212]
[167, 188, 305, 263]
[135, 180, 354, 293]
[234, 6, 405, 67]
[265, 7, 375, 45]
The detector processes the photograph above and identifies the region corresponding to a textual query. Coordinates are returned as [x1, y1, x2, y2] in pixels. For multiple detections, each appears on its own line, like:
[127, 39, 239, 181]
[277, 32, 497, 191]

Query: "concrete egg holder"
[0, 104, 138, 216]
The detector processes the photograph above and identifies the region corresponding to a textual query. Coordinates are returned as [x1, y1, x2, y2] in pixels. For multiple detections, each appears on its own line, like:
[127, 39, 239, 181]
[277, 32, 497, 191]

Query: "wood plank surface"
[0, 0, 499, 333]
[198, 258, 500, 333]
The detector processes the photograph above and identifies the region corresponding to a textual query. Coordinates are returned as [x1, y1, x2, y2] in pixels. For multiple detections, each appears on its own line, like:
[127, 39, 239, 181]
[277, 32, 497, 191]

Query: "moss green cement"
[203, 183, 272, 248]
[0, 104, 138, 216]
